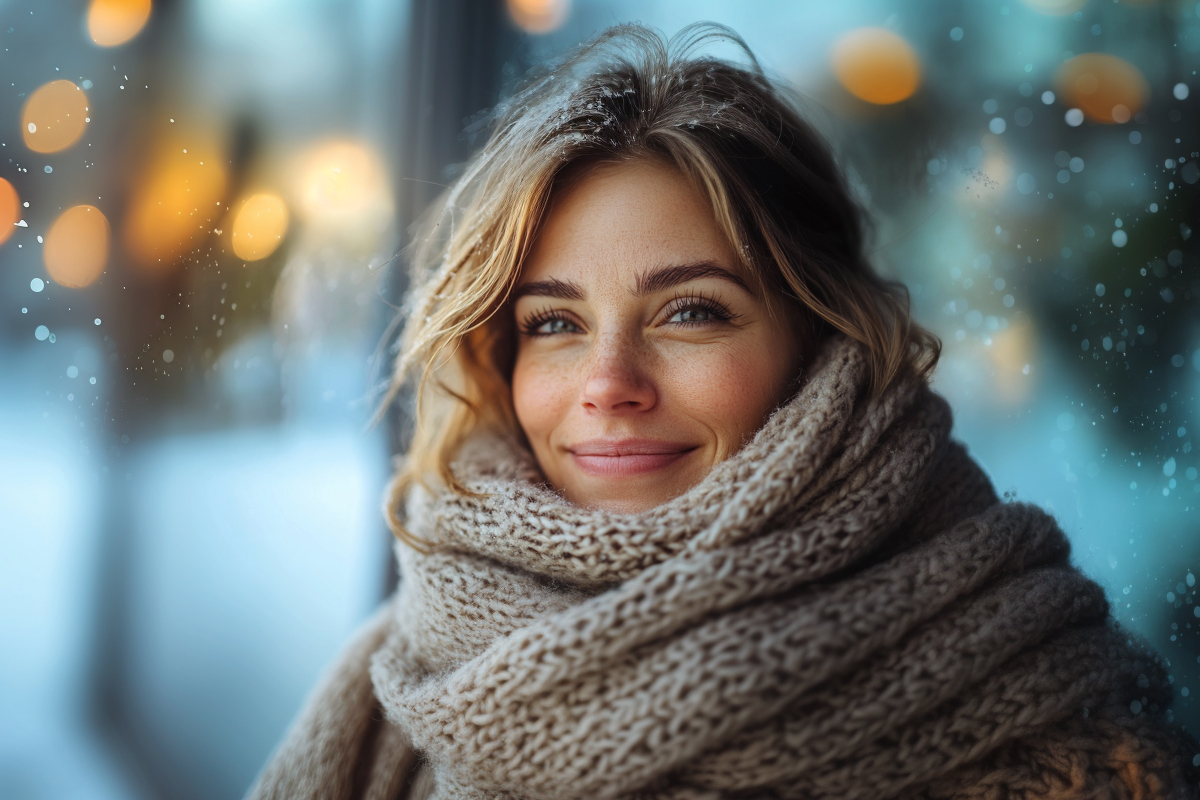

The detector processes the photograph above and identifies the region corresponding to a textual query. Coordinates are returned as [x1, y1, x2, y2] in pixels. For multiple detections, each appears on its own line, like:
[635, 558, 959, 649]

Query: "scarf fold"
[249, 333, 1199, 800]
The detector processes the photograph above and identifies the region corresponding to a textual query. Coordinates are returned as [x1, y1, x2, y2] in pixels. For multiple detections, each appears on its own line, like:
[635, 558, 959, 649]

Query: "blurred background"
[0, 0, 1197, 798]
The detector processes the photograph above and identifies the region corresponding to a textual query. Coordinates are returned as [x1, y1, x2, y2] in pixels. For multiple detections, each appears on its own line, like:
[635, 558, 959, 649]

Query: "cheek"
[666, 340, 793, 442]
[511, 353, 575, 445]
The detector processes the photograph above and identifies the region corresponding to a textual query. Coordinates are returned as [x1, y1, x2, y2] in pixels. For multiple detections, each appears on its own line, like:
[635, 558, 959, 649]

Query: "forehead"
[519, 159, 741, 288]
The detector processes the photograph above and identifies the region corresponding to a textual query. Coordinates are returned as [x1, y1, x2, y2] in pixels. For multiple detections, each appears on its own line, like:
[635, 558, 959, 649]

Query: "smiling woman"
[247, 22, 1200, 800]
[511, 159, 805, 512]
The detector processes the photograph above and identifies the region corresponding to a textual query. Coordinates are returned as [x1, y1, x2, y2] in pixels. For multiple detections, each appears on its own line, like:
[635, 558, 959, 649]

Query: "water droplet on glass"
[30, 278, 44, 292]
[34, 324, 49, 341]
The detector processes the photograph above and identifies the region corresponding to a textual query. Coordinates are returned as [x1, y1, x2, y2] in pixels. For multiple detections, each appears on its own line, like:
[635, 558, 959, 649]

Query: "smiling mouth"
[568, 440, 698, 477]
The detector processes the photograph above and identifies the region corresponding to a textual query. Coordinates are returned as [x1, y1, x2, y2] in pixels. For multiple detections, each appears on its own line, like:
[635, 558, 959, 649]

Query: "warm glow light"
[21, 80, 89, 153]
[831, 28, 921, 105]
[988, 317, 1036, 404]
[230, 192, 289, 261]
[123, 140, 226, 273]
[0, 178, 18, 247]
[507, 0, 569, 33]
[88, 0, 152, 47]
[44, 205, 110, 288]
[1020, 0, 1087, 15]
[1057, 54, 1148, 124]
[293, 140, 393, 239]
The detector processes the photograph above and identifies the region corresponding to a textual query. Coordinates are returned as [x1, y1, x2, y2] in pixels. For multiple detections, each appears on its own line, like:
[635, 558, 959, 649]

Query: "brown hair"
[381, 23, 939, 545]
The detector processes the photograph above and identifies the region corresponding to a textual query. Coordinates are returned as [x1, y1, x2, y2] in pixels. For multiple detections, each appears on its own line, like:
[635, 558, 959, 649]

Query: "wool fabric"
[248, 333, 1200, 800]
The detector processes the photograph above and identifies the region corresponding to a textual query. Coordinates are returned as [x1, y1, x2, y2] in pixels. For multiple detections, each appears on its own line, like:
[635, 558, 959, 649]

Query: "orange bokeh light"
[88, 0, 152, 47]
[293, 140, 393, 236]
[123, 140, 226, 272]
[230, 193, 289, 261]
[831, 28, 921, 105]
[22, 80, 89, 153]
[44, 205, 110, 288]
[507, 0, 569, 34]
[0, 178, 19, 247]
[1057, 54, 1148, 124]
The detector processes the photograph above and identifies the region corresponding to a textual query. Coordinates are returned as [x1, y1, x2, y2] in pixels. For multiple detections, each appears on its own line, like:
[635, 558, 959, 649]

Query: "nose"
[580, 334, 658, 414]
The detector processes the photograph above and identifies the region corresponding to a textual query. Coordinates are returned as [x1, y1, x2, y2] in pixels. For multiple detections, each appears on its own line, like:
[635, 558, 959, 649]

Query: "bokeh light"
[293, 140, 393, 240]
[230, 193, 289, 261]
[507, 0, 570, 34]
[43, 205, 110, 288]
[831, 28, 921, 105]
[21, 80, 89, 153]
[0, 178, 18, 247]
[88, 0, 152, 47]
[1057, 53, 1149, 124]
[1020, 0, 1087, 15]
[123, 140, 226, 272]
[988, 316, 1037, 404]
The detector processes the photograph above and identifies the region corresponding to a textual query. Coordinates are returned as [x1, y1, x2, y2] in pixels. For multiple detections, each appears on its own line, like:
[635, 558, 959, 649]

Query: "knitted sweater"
[247, 334, 1200, 800]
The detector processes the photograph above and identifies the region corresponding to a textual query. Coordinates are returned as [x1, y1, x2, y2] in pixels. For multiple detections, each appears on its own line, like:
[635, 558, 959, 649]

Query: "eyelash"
[517, 292, 738, 337]
[663, 291, 738, 327]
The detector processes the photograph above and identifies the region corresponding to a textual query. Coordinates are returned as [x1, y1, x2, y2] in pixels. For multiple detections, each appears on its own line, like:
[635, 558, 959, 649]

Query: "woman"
[249, 24, 1199, 800]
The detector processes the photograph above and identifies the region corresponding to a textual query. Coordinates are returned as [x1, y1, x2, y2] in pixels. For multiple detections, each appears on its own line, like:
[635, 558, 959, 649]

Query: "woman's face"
[511, 159, 805, 512]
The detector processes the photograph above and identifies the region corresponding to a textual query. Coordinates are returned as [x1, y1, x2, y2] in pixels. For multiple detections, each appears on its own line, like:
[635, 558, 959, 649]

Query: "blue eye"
[536, 318, 582, 335]
[521, 312, 584, 336]
[668, 307, 712, 324]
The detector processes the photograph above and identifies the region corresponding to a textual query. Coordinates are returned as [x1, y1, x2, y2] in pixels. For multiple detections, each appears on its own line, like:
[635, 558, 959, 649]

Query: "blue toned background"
[1, 1, 1197, 798]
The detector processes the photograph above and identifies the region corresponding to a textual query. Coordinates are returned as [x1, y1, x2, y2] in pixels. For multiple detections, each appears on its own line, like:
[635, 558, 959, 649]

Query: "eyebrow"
[511, 277, 586, 301]
[633, 262, 750, 296]
[512, 261, 750, 302]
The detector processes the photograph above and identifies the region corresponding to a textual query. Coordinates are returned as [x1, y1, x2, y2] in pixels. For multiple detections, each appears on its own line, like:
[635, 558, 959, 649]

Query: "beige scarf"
[249, 334, 1199, 800]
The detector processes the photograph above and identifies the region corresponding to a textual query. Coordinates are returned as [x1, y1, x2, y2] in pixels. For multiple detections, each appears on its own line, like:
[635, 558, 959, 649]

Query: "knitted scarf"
[248, 334, 1199, 800]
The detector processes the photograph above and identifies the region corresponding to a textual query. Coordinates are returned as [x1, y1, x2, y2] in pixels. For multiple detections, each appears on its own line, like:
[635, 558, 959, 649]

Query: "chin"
[564, 474, 695, 514]
[579, 494, 661, 514]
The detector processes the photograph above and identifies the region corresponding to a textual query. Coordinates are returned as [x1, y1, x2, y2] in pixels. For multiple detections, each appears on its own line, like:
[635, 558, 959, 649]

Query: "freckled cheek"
[512, 355, 578, 447]
[663, 346, 784, 444]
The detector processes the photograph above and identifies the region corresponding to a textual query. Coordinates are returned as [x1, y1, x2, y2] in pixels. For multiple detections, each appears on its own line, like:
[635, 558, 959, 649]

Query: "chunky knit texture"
[248, 334, 1200, 800]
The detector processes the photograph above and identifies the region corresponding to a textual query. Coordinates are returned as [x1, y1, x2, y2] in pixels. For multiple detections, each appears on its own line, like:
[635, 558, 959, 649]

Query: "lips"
[568, 439, 697, 477]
